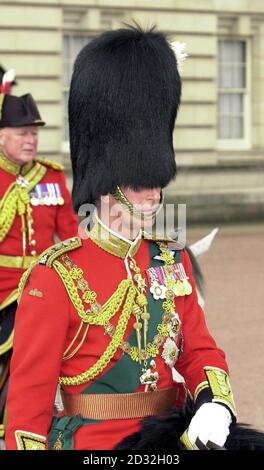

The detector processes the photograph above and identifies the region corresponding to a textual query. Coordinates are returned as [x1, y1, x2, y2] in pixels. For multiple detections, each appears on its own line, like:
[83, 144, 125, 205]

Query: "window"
[62, 35, 91, 148]
[218, 39, 250, 148]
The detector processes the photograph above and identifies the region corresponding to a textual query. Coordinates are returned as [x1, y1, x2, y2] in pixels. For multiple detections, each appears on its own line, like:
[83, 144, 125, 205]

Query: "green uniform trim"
[48, 415, 100, 450]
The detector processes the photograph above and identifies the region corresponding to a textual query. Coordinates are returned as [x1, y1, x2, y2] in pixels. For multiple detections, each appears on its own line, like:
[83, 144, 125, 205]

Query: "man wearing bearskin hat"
[0, 68, 79, 441]
[4, 27, 263, 451]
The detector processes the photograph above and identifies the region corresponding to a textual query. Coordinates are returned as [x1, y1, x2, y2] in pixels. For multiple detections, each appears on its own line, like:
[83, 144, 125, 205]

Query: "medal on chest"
[30, 183, 64, 206]
[146, 262, 192, 299]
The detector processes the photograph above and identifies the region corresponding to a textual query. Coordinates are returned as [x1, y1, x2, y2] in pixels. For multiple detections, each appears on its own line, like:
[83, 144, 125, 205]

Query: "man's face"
[122, 187, 162, 217]
[0, 126, 39, 165]
[100, 187, 162, 239]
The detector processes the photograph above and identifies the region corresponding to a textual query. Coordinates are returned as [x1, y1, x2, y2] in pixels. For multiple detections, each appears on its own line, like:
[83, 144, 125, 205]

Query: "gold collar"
[89, 212, 143, 259]
[0, 152, 34, 176]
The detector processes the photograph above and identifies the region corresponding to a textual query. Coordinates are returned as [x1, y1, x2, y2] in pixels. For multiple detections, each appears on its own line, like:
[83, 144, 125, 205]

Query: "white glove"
[187, 402, 232, 448]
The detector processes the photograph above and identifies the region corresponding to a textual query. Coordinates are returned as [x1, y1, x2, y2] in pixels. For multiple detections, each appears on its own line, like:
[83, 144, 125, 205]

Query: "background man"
[0, 70, 79, 440]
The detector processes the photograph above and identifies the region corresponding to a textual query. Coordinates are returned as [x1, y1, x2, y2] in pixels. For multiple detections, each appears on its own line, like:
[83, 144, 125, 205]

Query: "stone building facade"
[1, 0, 264, 222]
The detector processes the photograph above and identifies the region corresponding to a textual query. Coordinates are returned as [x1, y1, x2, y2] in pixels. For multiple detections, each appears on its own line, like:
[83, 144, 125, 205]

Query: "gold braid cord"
[53, 240, 185, 386]
[53, 260, 132, 325]
[17, 238, 82, 304]
[58, 281, 137, 386]
[53, 260, 94, 324]
[16, 240, 138, 386]
[0, 163, 47, 243]
[53, 254, 135, 366]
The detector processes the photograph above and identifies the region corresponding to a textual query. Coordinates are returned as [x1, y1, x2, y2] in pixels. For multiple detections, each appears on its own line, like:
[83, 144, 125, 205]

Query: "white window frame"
[61, 33, 93, 154]
[217, 38, 251, 151]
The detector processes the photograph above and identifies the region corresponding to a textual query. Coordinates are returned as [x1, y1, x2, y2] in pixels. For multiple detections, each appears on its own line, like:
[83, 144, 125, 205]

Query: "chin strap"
[112, 186, 164, 219]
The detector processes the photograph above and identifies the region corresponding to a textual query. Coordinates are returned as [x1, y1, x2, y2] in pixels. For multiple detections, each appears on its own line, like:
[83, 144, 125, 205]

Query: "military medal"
[43, 184, 51, 205]
[34, 184, 44, 205]
[30, 194, 39, 206]
[162, 337, 179, 368]
[30, 185, 40, 206]
[174, 280, 185, 297]
[175, 263, 192, 295]
[140, 368, 159, 388]
[55, 183, 64, 205]
[182, 278, 192, 295]
[46, 183, 53, 205]
[52, 185, 58, 205]
[147, 266, 168, 300]
[169, 312, 181, 339]
[150, 281, 167, 300]
[147, 262, 192, 298]
[16, 175, 29, 188]
[47, 183, 57, 205]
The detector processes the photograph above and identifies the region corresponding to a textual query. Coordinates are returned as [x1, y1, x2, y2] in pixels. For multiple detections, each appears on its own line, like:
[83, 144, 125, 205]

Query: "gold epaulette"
[17, 237, 82, 303]
[35, 157, 64, 171]
[38, 237, 82, 268]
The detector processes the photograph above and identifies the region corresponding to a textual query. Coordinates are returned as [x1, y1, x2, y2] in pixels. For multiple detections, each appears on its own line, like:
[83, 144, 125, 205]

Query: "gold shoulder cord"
[25, 236, 138, 386]
[53, 255, 137, 385]
[58, 268, 137, 385]
[0, 162, 47, 245]
[58, 286, 136, 385]
[16, 237, 81, 305]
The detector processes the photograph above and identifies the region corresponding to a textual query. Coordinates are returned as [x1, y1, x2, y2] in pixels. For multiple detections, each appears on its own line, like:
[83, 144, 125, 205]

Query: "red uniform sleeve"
[5, 265, 70, 450]
[176, 249, 228, 397]
[55, 172, 79, 240]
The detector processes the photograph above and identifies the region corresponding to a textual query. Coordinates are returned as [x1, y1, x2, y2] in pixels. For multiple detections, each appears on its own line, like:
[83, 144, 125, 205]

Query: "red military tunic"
[0, 155, 79, 309]
[5, 219, 229, 450]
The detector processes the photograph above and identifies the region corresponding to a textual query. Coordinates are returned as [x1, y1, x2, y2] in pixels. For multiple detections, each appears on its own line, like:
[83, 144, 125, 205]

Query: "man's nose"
[26, 133, 37, 144]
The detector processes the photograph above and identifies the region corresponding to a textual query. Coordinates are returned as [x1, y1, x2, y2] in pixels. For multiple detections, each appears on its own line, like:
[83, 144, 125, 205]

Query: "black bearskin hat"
[69, 26, 181, 210]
